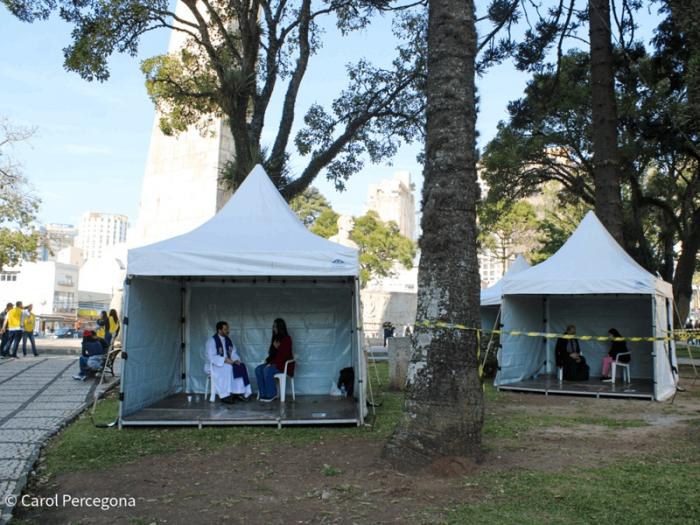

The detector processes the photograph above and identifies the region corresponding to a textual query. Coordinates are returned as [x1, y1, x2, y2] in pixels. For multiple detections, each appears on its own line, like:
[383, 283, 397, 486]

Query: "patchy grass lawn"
[15, 364, 700, 524]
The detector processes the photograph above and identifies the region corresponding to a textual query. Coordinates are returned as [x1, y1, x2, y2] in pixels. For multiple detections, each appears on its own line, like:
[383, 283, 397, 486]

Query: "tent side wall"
[185, 281, 356, 396]
[546, 295, 653, 379]
[496, 294, 658, 387]
[654, 294, 677, 401]
[496, 296, 546, 385]
[121, 278, 183, 416]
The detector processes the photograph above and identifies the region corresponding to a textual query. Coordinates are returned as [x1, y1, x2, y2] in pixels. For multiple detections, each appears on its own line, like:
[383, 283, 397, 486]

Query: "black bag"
[337, 367, 354, 397]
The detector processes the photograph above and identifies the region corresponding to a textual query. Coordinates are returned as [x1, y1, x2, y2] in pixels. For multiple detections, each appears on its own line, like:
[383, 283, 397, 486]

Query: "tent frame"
[118, 275, 365, 428]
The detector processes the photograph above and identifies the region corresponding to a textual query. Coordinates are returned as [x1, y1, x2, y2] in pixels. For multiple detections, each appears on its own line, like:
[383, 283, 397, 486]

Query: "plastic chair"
[204, 368, 217, 402]
[274, 359, 296, 402]
[611, 352, 631, 384]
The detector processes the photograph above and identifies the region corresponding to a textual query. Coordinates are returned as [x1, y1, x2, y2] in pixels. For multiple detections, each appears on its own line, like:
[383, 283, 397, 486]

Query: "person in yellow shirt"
[95, 310, 110, 342]
[2, 301, 24, 358]
[108, 309, 120, 345]
[22, 304, 38, 357]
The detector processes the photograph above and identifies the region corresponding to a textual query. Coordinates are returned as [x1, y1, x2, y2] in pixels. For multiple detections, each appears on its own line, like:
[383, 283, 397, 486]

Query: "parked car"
[50, 328, 78, 339]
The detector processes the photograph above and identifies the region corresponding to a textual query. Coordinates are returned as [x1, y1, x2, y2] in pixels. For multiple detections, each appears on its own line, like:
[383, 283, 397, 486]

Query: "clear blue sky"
[0, 4, 660, 228]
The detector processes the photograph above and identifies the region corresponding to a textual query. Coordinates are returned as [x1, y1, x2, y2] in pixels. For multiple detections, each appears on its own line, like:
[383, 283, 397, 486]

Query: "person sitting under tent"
[601, 328, 630, 380]
[256, 318, 294, 401]
[73, 330, 108, 381]
[205, 321, 252, 403]
[555, 324, 589, 381]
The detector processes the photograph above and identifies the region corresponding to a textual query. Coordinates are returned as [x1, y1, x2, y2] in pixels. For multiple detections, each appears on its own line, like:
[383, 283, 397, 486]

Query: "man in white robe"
[204, 321, 253, 402]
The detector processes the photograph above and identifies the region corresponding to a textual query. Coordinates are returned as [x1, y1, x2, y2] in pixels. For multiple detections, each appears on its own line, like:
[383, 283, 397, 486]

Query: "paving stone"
[0, 430, 50, 443]
[0, 418, 66, 430]
[0, 460, 25, 480]
[0, 444, 34, 460]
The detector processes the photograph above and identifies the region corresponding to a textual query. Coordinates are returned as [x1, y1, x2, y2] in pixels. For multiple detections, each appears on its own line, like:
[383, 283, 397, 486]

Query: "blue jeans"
[3, 331, 22, 357]
[255, 364, 279, 399]
[78, 355, 105, 376]
[22, 332, 37, 356]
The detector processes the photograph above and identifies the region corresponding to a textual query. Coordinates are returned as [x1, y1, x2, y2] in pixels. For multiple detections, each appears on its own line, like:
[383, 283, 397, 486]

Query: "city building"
[74, 212, 128, 260]
[365, 171, 416, 240]
[37, 223, 78, 262]
[0, 261, 80, 331]
[361, 171, 418, 344]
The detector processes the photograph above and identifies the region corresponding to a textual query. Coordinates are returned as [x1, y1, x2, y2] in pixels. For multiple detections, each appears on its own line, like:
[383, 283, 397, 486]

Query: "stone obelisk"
[133, 0, 235, 246]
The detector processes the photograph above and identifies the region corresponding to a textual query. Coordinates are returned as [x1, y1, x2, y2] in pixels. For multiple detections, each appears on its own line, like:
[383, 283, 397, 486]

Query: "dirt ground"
[14, 377, 700, 524]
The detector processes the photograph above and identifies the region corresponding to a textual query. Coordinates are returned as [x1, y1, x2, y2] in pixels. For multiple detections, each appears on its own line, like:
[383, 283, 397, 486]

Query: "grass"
[41, 363, 402, 477]
[483, 412, 648, 439]
[444, 451, 700, 524]
[676, 344, 700, 359]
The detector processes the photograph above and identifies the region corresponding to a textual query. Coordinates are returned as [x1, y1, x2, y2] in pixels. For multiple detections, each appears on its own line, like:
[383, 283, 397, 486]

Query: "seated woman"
[256, 318, 294, 401]
[554, 324, 589, 381]
[601, 328, 630, 380]
[72, 330, 108, 381]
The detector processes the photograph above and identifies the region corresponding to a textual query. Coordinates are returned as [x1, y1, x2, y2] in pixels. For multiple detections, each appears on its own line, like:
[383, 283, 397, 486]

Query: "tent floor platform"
[120, 394, 360, 427]
[497, 375, 654, 400]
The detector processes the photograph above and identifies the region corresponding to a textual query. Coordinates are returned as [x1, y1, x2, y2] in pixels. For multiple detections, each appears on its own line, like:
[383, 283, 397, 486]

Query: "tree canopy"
[0, 117, 41, 271]
[290, 186, 415, 287]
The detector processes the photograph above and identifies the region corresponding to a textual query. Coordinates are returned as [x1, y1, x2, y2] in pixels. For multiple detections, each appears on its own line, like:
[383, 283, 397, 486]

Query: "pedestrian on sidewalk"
[0, 302, 13, 358]
[2, 301, 24, 358]
[22, 304, 38, 356]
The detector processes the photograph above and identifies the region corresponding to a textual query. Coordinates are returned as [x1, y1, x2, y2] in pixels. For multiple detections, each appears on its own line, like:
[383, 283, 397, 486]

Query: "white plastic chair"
[611, 352, 631, 384]
[203, 363, 218, 402]
[275, 359, 296, 402]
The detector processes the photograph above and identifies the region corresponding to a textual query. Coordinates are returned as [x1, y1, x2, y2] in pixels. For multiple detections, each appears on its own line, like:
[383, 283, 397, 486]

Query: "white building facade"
[0, 262, 80, 325]
[75, 212, 128, 260]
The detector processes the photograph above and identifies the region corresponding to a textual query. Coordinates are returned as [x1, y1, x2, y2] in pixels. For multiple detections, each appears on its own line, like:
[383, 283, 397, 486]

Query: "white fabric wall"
[496, 296, 546, 384]
[121, 278, 182, 416]
[496, 294, 656, 386]
[547, 296, 653, 379]
[654, 294, 677, 401]
[480, 306, 500, 334]
[186, 282, 354, 395]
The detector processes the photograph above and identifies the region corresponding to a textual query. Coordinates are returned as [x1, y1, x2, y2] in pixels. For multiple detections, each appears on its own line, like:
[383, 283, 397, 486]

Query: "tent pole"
[117, 276, 132, 429]
[545, 297, 551, 375]
[181, 280, 186, 393]
[354, 277, 368, 424]
[481, 307, 501, 370]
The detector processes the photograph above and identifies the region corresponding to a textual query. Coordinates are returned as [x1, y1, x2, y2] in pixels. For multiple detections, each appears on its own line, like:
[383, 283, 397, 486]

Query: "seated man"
[205, 321, 252, 403]
[73, 330, 108, 381]
[555, 324, 589, 381]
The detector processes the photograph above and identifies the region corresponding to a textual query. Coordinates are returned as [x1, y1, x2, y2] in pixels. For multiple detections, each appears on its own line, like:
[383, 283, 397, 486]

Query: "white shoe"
[602, 378, 613, 383]
[72, 374, 87, 381]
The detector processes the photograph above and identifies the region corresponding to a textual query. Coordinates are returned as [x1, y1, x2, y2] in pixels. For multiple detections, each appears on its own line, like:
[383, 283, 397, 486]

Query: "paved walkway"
[0, 355, 116, 523]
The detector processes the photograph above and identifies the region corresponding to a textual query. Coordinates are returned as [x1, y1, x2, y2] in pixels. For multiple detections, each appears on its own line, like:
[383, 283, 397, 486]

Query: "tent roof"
[481, 255, 530, 306]
[127, 165, 359, 277]
[502, 211, 672, 298]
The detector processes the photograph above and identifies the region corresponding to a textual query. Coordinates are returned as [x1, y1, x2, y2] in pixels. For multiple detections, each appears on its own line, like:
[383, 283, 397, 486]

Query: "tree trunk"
[588, 0, 625, 243]
[673, 218, 700, 326]
[383, 0, 483, 470]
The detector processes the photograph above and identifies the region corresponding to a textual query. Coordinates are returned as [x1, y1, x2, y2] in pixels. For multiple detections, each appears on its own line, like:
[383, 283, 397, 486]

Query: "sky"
[0, 3, 661, 229]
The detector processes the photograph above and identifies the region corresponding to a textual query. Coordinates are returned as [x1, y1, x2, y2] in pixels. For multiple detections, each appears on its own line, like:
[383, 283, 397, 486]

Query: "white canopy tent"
[480, 255, 531, 333]
[119, 165, 366, 426]
[495, 211, 678, 401]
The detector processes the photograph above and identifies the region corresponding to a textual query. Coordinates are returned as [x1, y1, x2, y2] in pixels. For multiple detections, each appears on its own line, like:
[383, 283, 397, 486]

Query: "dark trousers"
[3, 331, 23, 357]
[0, 331, 8, 356]
[22, 332, 37, 356]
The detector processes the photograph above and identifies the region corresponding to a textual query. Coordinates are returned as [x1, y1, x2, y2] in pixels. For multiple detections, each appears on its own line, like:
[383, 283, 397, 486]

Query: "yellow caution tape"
[412, 319, 690, 343]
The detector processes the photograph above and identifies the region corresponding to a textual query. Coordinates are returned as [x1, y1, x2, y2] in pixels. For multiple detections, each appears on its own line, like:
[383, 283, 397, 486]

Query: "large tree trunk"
[673, 215, 700, 325]
[588, 0, 625, 243]
[383, 0, 483, 470]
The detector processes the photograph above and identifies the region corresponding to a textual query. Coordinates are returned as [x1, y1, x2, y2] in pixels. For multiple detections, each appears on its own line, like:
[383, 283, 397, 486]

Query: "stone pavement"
[0, 355, 117, 523]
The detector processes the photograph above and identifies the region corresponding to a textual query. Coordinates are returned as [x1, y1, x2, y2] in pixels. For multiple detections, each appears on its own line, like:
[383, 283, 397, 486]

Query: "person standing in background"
[21, 304, 38, 357]
[0, 303, 13, 358]
[2, 301, 24, 358]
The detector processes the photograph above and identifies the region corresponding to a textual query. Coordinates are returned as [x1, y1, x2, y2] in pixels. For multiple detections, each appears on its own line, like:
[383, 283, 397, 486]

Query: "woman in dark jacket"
[255, 318, 294, 401]
[601, 328, 630, 379]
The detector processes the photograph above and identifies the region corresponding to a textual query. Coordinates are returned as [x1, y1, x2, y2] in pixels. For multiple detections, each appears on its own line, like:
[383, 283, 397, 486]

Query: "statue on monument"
[329, 215, 358, 249]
